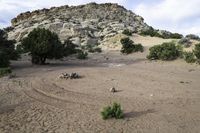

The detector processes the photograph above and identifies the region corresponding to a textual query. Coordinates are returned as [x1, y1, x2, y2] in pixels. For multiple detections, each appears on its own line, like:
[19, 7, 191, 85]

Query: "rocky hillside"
[8, 2, 150, 47]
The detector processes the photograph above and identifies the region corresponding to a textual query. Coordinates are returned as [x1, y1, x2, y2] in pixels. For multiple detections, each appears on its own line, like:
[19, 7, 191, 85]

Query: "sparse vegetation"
[21, 28, 63, 65]
[147, 42, 180, 60]
[120, 37, 144, 54]
[140, 27, 183, 39]
[122, 29, 132, 36]
[101, 102, 124, 120]
[183, 52, 196, 63]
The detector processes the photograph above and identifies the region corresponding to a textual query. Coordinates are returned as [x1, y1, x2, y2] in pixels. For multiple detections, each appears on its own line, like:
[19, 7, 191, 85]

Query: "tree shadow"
[11, 56, 146, 70]
[115, 90, 123, 93]
[10, 56, 147, 78]
[124, 109, 156, 118]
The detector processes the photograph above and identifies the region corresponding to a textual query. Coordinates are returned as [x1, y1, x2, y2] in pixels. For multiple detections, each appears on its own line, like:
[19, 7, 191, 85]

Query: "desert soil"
[0, 50, 200, 133]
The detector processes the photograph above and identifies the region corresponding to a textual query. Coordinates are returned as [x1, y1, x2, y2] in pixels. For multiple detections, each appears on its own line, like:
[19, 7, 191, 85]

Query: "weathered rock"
[7, 3, 151, 48]
[110, 87, 116, 93]
[82, 37, 98, 46]
[70, 37, 81, 46]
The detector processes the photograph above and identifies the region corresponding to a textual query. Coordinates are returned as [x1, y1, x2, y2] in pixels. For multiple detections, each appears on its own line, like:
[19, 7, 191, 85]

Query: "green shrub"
[140, 27, 160, 37]
[122, 29, 132, 36]
[101, 106, 113, 120]
[186, 34, 200, 40]
[183, 52, 196, 63]
[134, 44, 144, 52]
[176, 44, 184, 58]
[112, 103, 124, 119]
[170, 33, 183, 39]
[120, 38, 134, 54]
[193, 44, 200, 63]
[77, 51, 88, 59]
[120, 37, 144, 54]
[159, 32, 183, 39]
[0, 67, 12, 77]
[21, 28, 63, 64]
[101, 102, 124, 120]
[147, 45, 162, 60]
[140, 27, 183, 39]
[147, 42, 180, 60]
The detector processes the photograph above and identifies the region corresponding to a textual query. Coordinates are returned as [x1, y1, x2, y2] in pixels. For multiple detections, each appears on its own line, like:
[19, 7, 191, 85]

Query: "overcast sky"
[0, 0, 200, 35]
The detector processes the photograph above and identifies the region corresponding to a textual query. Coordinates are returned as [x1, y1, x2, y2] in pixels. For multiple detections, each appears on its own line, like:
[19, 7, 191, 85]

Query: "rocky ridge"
[8, 2, 150, 47]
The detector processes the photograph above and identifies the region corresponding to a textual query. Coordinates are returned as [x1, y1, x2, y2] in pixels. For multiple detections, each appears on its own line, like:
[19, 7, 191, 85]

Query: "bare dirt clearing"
[0, 51, 200, 133]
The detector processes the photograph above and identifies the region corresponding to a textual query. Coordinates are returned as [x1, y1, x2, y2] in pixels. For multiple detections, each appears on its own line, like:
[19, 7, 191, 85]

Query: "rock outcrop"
[8, 2, 150, 47]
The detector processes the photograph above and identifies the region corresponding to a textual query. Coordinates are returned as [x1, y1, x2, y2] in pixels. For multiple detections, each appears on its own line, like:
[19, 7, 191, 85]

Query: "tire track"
[20, 78, 101, 110]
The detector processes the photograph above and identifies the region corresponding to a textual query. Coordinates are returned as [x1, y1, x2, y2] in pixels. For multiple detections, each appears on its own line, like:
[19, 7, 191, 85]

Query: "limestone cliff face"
[8, 2, 150, 46]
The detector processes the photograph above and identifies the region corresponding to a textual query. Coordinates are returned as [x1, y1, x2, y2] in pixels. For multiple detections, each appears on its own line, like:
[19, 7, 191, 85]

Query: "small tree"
[120, 37, 134, 54]
[120, 37, 143, 54]
[0, 29, 18, 68]
[122, 29, 132, 36]
[21, 28, 63, 64]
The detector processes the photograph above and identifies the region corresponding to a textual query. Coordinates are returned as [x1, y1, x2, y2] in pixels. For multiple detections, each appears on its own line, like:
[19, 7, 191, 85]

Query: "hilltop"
[7, 3, 152, 47]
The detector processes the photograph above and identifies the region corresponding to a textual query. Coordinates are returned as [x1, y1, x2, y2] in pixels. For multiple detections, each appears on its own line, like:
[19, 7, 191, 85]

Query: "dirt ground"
[0, 50, 200, 133]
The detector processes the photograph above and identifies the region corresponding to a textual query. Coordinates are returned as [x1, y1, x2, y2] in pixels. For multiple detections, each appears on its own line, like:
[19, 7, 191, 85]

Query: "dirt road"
[0, 51, 200, 133]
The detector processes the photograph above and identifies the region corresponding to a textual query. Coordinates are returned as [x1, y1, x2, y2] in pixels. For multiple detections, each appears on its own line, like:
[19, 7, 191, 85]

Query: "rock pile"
[59, 72, 80, 79]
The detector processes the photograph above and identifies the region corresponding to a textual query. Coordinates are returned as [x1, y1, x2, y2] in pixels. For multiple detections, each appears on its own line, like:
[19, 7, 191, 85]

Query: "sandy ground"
[100, 34, 177, 50]
[0, 50, 200, 133]
[100, 34, 200, 52]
